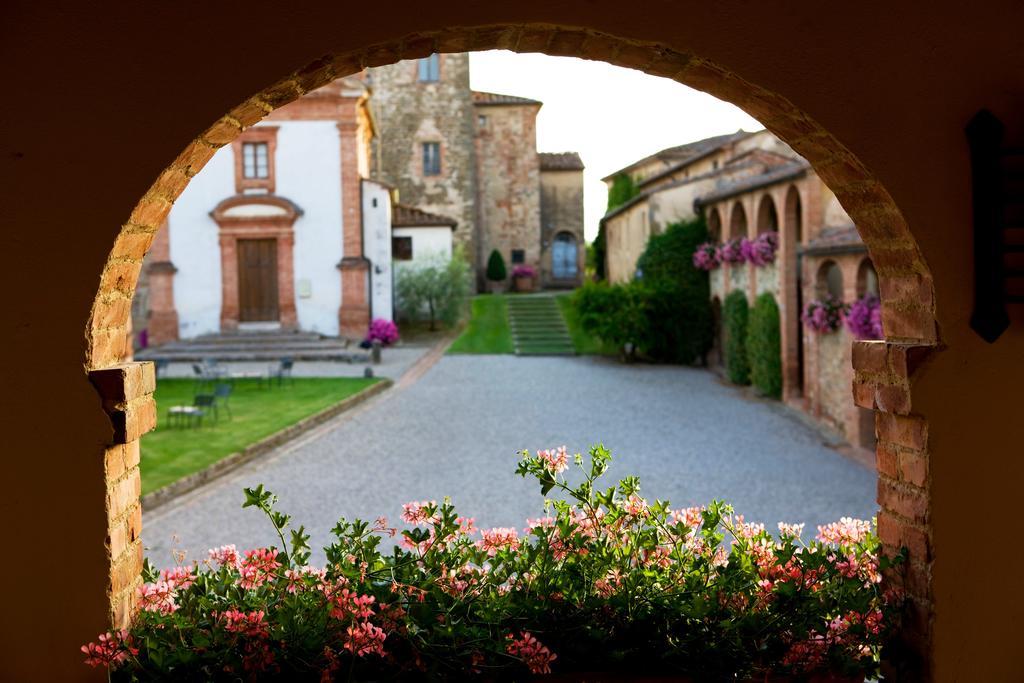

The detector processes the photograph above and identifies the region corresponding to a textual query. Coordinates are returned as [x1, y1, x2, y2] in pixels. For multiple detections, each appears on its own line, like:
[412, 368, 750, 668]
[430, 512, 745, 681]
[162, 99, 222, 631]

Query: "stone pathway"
[143, 355, 876, 567]
[507, 294, 574, 355]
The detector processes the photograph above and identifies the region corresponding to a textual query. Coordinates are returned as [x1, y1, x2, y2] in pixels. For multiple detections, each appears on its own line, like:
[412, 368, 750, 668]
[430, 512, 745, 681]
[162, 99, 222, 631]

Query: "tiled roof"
[693, 161, 810, 207]
[392, 204, 457, 228]
[801, 224, 866, 255]
[471, 90, 543, 106]
[601, 130, 751, 182]
[539, 152, 584, 171]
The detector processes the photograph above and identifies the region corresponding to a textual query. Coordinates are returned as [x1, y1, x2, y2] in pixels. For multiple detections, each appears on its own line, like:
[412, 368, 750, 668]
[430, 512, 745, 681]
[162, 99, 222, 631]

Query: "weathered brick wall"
[540, 168, 584, 286]
[367, 54, 477, 267]
[474, 103, 541, 280]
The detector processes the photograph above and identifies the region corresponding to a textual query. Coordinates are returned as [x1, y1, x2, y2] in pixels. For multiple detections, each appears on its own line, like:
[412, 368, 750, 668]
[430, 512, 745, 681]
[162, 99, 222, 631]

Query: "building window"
[242, 142, 269, 179]
[511, 249, 525, 264]
[392, 236, 413, 261]
[233, 127, 278, 193]
[418, 54, 440, 82]
[478, 114, 487, 127]
[422, 142, 441, 176]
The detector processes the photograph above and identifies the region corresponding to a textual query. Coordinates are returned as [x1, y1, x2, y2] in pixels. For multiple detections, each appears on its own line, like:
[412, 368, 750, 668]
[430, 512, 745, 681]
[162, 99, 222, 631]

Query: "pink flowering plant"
[717, 238, 746, 264]
[845, 295, 883, 340]
[84, 446, 902, 680]
[741, 231, 780, 267]
[692, 242, 721, 271]
[511, 264, 537, 279]
[366, 318, 400, 346]
[802, 297, 848, 334]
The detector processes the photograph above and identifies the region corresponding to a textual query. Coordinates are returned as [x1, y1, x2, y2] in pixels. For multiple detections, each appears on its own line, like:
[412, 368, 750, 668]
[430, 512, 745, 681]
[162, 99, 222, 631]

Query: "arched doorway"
[72, 23, 941, 679]
[551, 231, 578, 281]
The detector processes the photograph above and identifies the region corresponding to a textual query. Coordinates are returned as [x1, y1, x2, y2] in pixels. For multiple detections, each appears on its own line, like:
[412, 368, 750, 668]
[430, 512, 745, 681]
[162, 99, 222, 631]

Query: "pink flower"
[692, 242, 721, 270]
[669, 506, 704, 529]
[536, 446, 569, 474]
[343, 621, 387, 657]
[207, 544, 241, 569]
[137, 581, 177, 615]
[816, 517, 873, 545]
[507, 632, 557, 675]
[777, 522, 805, 538]
[476, 527, 520, 556]
[238, 548, 282, 589]
[220, 609, 270, 638]
[160, 565, 196, 590]
[400, 500, 438, 525]
[730, 514, 765, 539]
[81, 630, 137, 668]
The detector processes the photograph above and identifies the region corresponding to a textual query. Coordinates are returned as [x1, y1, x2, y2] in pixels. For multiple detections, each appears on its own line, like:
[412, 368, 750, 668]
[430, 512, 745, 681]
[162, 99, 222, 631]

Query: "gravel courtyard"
[144, 355, 876, 566]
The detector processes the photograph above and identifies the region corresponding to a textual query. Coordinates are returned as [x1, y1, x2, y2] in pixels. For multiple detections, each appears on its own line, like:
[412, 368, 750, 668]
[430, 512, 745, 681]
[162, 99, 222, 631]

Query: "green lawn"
[447, 295, 515, 354]
[141, 377, 379, 494]
[556, 293, 616, 356]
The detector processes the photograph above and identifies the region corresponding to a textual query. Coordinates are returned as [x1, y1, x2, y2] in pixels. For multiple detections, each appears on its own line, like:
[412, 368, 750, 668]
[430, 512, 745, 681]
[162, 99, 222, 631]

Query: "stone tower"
[366, 54, 478, 267]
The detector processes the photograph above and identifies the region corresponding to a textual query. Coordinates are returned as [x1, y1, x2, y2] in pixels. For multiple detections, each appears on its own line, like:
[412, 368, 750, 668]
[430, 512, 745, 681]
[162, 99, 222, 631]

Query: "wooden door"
[237, 238, 279, 322]
[552, 233, 578, 279]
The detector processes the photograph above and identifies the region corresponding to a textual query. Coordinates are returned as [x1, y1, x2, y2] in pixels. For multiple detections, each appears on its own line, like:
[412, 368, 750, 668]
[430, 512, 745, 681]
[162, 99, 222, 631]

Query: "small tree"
[396, 249, 472, 330]
[723, 290, 750, 385]
[485, 249, 507, 282]
[747, 293, 782, 398]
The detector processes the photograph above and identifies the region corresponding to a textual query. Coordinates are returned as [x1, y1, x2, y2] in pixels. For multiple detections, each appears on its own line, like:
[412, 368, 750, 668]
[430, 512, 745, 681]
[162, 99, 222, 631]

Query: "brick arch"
[728, 201, 748, 240]
[756, 194, 779, 234]
[82, 23, 939, 669]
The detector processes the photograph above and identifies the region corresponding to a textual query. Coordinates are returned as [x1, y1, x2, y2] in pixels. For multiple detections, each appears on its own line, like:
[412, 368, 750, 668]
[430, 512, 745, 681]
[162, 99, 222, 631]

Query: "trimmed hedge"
[723, 290, 750, 385]
[575, 217, 712, 364]
[748, 293, 782, 398]
[486, 249, 507, 282]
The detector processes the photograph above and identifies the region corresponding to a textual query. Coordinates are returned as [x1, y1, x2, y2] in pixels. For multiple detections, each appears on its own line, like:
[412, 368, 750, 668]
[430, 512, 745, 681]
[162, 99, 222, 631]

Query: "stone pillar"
[88, 362, 157, 629]
[219, 234, 239, 331]
[146, 222, 179, 345]
[337, 118, 369, 337]
[277, 232, 298, 331]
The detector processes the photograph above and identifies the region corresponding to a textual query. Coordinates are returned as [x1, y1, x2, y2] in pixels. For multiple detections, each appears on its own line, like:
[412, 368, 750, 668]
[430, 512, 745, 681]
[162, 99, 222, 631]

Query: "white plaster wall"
[169, 144, 233, 338]
[392, 226, 454, 279]
[168, 120, 344, 337]
[278, 121, 343, 336]
[710, 266, 725, 301]
[363, 181, 394, 322]
[755, 262, 780, 299]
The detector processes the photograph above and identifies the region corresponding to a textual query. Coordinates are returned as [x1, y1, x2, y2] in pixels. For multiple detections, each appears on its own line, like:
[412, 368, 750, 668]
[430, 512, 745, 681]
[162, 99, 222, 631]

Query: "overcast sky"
[469, 51, 763, 242]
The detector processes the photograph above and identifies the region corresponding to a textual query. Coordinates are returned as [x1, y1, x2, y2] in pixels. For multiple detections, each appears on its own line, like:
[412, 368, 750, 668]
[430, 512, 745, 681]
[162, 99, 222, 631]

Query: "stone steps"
[506, 295, 576, 356]
[136, 332, 370, 363]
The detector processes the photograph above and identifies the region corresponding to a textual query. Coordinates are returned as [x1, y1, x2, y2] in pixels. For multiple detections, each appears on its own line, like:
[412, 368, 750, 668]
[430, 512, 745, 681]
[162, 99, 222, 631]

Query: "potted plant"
[512, 264, 537, 292]
[485, 249, 507, 294]
[83, 445, 901, 681]
[802, 296, 848, 333]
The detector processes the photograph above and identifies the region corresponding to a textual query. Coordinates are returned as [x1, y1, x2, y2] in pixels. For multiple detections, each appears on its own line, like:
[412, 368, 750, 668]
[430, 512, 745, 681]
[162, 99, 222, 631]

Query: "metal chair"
[213, 383, 233, 419]
[193, 393, 217, 423]
[269, 357, 295, 386]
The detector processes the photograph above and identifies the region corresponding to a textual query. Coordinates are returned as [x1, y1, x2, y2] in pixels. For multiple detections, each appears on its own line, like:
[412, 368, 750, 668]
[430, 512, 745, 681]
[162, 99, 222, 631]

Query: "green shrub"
[396, 248, 472, 330]
[574, 281, 645, 359]
[634, 217, 712, 364]
[747, 293, 782, 398]
[723, 290, 750, 385]
[485, 249, 507, 282]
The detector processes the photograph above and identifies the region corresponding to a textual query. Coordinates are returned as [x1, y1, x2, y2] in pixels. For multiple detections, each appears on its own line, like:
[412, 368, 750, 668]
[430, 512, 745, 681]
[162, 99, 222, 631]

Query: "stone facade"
[473, 94, 542, 280]
[539, 153, 586, 287]
[367, 54, 479, 265]
[368, 55, 584, 289]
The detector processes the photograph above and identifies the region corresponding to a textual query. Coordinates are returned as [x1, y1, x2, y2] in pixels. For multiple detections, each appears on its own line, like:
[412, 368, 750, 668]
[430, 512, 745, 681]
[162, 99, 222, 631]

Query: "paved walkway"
[144, 356, 876, 567]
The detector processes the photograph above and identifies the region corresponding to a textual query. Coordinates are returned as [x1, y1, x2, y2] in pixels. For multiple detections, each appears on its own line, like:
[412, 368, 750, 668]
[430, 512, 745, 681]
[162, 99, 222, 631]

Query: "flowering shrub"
[741, 231, 780, 267]
[511, 264, 537, 278]
[802, 297, 848, 333]
[692, 241, 721, 271]
[84, 446, 901, 680]
[717, 237, 746, 264]
[365, 318, 400, 346]
[845, 295, 883, 340]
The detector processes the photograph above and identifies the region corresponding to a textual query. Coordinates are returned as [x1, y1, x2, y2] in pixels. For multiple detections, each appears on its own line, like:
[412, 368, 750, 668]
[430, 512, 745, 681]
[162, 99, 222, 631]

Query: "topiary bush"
[723, 290, 750, 385]
[747, 293, 782, 398]
[574, 281, 645, 360]
[486, 249, 507, 282]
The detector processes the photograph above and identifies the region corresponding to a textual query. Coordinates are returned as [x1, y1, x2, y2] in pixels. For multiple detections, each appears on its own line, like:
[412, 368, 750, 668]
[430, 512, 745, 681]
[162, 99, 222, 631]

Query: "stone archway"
[80, 24, 938, 674]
